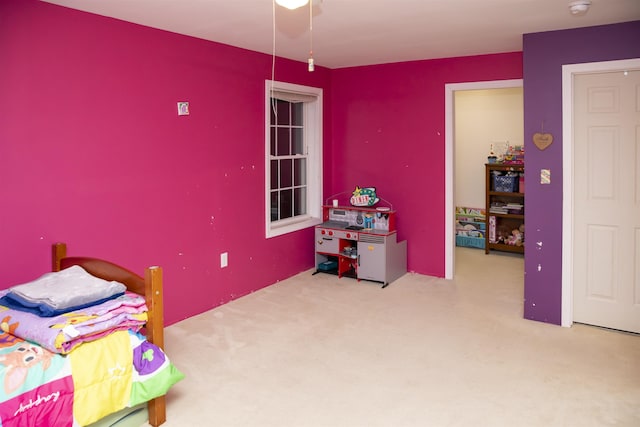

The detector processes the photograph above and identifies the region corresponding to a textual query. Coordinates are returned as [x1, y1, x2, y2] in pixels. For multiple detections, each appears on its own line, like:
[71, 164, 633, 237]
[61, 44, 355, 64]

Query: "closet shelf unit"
[485, 163, 525, 254]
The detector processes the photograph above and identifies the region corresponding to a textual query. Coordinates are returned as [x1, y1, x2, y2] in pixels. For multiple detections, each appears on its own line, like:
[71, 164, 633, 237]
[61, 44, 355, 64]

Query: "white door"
[572, 69, 640, 333]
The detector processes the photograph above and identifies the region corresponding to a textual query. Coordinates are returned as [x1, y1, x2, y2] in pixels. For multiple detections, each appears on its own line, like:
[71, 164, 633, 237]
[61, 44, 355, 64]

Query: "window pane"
[292, 102, 303, 126]
[280, 189, 293, 220]
[270, 100, 277, 125]
[294, 158, 306, 186]
[276, 99, 289, 125]
[276, 127, 290, 156]
[279, 159, 292, 188]
[270, 191, 279, 221]
[292, 128, 304, 155]
[294, 187, 307, 216]
[270, 160, 278, 190]
[270, 127, 276, 156]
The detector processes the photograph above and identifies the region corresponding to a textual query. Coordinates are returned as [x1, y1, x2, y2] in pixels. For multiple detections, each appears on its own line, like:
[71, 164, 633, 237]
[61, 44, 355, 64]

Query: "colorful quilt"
[0, 291, 147, 354]
[0, 330, 184, 427]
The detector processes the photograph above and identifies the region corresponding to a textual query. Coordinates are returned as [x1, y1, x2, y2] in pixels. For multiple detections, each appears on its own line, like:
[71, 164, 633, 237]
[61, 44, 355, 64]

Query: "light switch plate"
[541, 169, 551, 184]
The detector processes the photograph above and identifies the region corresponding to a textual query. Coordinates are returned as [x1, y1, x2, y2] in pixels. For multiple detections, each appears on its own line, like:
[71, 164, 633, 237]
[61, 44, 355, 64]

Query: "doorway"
[561, 58, 640, 332]
[445, 79, 523, 279]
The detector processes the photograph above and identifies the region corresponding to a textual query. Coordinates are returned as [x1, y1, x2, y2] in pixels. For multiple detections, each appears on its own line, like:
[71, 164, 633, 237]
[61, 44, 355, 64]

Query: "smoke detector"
[569, 0, 592, 16]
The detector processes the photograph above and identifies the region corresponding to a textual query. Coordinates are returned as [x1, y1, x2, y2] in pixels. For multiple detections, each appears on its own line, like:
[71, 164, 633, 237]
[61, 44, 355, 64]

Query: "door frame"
[444, 79, 523, 279]
[560, 57, 640, 327]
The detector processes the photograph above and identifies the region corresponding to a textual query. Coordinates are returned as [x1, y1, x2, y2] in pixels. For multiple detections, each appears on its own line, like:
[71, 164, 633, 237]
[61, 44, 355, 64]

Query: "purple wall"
[331, 54, 523, 276]
[523, 21, 640, 324]
[0, 0, 332, 325]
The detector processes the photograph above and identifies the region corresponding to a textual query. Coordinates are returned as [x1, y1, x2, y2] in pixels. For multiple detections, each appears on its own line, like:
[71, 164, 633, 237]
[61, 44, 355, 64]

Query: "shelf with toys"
[485, 163, 524, 254]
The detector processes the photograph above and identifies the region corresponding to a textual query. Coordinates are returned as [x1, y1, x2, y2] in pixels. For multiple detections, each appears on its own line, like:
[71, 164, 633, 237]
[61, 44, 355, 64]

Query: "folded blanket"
[0, 292, 124, 318]
[0, 290, 147, 354]
[5, 265, 126, 317]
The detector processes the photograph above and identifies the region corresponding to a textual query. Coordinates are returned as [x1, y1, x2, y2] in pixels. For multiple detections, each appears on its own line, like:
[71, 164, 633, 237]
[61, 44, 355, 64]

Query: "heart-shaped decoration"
[533, 132, 553, 150]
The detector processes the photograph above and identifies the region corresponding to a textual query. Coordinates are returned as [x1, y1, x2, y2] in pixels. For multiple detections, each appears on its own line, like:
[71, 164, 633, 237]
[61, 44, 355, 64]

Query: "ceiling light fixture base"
[568, 0, 592, 16]
[275, 0, 309, 10]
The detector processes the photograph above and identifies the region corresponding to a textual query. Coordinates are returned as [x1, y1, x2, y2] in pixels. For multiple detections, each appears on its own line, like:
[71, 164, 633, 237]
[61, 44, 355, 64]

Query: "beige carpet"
[154, 248, 640, 427]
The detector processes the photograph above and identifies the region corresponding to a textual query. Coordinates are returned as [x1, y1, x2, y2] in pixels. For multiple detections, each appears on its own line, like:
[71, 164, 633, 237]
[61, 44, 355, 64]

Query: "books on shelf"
[455, 207, 486, 248]
[489, 202, 523, 214]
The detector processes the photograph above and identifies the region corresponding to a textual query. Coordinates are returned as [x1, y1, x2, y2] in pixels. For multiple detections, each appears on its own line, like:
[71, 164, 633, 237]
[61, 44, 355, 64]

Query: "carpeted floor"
[153, 247, 640, 427]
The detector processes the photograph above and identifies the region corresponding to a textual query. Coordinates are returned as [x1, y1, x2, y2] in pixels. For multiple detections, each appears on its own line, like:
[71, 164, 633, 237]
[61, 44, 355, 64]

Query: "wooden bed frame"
[52, 242, 167, 427]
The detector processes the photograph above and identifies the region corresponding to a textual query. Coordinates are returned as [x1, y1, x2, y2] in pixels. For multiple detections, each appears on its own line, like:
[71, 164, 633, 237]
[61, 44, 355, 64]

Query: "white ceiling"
[41, 0, 640, 69]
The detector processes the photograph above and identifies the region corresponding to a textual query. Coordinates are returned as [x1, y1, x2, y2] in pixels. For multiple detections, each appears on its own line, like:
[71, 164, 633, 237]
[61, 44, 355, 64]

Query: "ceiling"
[41, 0, 640, 69]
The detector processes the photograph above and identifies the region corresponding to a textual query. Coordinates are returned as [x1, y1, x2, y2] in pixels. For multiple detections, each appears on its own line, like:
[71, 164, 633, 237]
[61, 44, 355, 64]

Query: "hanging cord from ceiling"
[271, 0, 277, 84]
[270, 0, 278, 119]
[308, 0, 314, 72]
[271, 0, 316, 120]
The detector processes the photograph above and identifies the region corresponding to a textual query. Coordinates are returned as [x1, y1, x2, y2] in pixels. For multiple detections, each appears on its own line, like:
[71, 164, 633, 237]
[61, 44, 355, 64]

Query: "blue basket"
[456, 235, 485, 249]
[318, 260, 337, 271]
[493, 175, 519, 192]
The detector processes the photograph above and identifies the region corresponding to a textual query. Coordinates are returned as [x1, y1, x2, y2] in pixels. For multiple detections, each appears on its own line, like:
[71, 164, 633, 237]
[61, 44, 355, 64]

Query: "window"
[265, 80, 323, 238]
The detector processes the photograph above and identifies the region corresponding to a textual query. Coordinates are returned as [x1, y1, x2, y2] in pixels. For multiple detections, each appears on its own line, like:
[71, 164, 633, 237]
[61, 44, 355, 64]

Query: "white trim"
[560, 58, 640, 328]
[265, 80, 323, 238]
[444, 79, 523, 279]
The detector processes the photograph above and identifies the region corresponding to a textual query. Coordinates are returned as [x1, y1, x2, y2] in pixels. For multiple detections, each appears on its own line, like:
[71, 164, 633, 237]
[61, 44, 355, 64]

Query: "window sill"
[267, 216, 322, 238]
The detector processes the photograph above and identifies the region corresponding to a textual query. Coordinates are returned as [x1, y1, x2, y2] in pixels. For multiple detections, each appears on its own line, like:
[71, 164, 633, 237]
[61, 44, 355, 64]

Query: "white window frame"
[265, 80, 323, 238]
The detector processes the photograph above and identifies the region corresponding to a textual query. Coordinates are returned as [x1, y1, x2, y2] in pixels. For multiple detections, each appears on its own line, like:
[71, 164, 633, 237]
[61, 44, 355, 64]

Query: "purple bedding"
[0, 291, 147, 354]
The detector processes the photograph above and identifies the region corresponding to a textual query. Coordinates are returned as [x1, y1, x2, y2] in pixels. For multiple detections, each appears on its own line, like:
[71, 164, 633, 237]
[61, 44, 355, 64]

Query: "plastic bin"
[318, 260, 337, 271]
[493, 175, 519, 192]
[456, 235, 485, 249]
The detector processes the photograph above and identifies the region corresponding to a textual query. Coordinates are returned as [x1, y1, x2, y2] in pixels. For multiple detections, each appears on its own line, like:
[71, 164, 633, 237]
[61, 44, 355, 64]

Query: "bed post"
[148, 395, 167, 427]
[144, 266, 164, 350]
[145, 266, 167, 427]
[52, 242, 66, 272]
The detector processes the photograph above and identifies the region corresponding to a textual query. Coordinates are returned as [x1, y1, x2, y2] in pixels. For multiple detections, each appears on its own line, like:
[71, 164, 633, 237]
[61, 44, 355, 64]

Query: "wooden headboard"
[51, 242, 167, 426]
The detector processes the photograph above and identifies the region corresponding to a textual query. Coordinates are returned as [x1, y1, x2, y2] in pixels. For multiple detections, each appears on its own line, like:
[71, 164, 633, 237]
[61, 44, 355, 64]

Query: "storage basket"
[317, 260, 337, 271]
[493, 175, 519, 192]
[456, 235, 485, 249]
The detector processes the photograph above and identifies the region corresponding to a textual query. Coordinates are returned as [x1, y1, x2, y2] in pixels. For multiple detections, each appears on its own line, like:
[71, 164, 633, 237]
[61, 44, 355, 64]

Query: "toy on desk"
[350, 186, 379, 207]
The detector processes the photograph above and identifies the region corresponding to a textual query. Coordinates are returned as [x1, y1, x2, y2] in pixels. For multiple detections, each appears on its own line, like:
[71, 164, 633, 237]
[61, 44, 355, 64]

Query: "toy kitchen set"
[314, 187, 407, 288]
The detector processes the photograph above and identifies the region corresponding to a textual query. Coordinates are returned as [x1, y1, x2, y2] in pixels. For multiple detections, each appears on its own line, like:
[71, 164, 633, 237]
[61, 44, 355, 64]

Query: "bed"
[0, 242, 183, 427]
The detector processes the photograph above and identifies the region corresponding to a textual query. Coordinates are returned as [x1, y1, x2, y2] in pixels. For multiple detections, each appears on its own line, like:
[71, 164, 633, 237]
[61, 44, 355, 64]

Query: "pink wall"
[331, 54, 522, 276]
[1, 0, 523, 326]
[0, 0, 332, 325]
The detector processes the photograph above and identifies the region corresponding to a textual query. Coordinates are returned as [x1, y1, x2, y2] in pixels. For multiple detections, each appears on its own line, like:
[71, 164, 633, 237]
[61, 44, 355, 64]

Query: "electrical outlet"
[220, 252, 228, 268]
